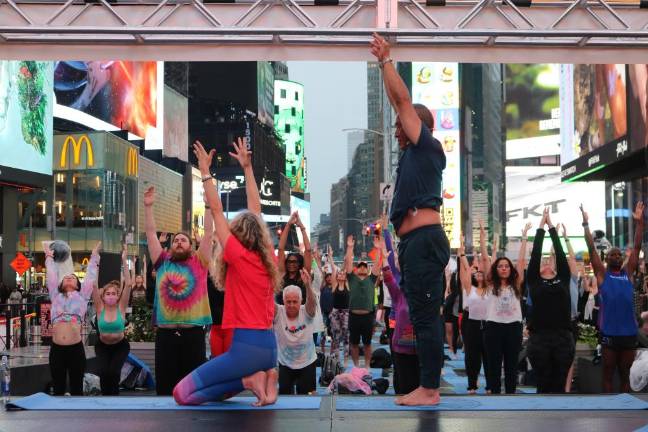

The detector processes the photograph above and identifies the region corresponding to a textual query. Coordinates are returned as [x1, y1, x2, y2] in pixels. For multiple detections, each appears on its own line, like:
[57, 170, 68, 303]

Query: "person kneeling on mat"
[274, 274, 318, 395]
[173, 139, 281, 406]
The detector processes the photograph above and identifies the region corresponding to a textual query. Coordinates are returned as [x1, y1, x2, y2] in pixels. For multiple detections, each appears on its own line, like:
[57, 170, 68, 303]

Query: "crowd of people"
[17, 34, 648, 406]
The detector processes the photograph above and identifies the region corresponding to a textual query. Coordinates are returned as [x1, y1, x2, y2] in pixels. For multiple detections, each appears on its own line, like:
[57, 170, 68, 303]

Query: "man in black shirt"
[526, 208, 575, 394]
[371, 34, 450, 406]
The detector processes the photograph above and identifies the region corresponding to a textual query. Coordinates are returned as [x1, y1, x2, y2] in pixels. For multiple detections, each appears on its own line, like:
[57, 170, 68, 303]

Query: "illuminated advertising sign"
[54, 61, 160, 147]
[506, 165, 606, 252]
[0, 61, 54, 177]
[560, 64, 628, 181]
[274, 80, 306, 194]
[505, 64, 560, 160]
[59, 134, 95, 169]
[290, 195, 311, 246]
[411, 62, 461, 248]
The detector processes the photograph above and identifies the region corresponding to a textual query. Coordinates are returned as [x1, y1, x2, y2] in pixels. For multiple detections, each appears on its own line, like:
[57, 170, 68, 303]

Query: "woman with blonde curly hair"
[173, 138, 281, 407]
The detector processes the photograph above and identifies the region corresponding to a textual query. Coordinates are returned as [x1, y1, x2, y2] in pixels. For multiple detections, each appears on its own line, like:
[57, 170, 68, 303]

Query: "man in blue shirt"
[371, 33, 450, 406]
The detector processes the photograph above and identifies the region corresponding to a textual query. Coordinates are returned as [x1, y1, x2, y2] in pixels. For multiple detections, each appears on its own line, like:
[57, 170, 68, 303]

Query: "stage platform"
[1, 393, 648, 432]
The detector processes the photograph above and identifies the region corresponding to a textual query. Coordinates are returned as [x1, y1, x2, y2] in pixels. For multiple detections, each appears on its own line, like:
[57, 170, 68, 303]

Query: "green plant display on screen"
[126, 299, 156, 342]
[16, 61, 49, 155]
[577, 322, 599, 348]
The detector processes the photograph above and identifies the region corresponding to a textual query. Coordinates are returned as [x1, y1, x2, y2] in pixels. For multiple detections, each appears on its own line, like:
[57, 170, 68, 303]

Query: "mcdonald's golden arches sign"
[126, 147, 139, 177]
[60, 135, 94, 168]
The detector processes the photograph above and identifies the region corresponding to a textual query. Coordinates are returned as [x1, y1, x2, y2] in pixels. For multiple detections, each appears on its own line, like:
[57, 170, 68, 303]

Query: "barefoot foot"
[242, 371, 268, 407]
[398, 387, 441, 406]
[263, 368, 278, 406]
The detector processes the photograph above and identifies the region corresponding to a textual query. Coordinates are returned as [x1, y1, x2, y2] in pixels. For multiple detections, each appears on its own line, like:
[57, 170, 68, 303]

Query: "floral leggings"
[329, 308, 350, 359]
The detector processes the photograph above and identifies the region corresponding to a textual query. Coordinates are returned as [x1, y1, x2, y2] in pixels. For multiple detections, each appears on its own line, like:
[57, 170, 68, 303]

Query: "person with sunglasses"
[458, 234, 490, 394]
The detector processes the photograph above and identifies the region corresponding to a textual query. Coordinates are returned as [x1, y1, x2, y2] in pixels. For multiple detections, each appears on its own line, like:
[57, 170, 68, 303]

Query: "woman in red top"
[173, 139, 281, 407]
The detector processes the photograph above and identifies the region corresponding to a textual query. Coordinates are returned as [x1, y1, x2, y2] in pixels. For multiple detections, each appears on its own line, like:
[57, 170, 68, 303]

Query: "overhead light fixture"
[511, 0, 532, 6]
[426, 0, 446, 5]
[314, 0, 339, 5]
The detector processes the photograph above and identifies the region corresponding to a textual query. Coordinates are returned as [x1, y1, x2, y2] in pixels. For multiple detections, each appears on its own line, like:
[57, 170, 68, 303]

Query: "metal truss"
[1, 0, 648, 62]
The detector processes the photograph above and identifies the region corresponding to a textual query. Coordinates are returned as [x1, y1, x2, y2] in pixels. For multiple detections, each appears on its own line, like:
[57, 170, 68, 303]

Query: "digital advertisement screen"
[257, 62, 275, 128]
[628, 64, 648, 152]
[411, 62, 461, 248]
[0, 61, 54, 177]
[54, 61, 158, 142]
[561, 64, 628, 181]
[506, 166, 606, 250]
[290, 195, 311, 246]
[163, 85, 188, 162]
[274, 80, 306, 194]
[505, 64, 560, 160]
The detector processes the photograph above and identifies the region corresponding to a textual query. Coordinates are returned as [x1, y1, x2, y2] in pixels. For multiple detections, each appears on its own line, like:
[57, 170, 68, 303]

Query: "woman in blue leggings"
[173, 139, 282, 406]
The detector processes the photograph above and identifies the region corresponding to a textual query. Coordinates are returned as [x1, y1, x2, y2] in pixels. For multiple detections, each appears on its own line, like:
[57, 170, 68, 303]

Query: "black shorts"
[349, 312, 374, 345]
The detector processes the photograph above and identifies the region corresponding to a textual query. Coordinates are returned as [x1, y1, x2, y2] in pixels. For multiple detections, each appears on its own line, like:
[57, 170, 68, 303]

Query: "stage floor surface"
[2, 393, 648, 432]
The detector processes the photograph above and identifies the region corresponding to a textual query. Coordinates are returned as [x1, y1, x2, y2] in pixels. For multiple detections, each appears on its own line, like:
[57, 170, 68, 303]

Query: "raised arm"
[301, 268, 317, 318]
[517, 222, 532, 288]
[81, 241, 101, 300]
[43, 243, 58, 298]
[119, 246, 133, 311]
[559, 223, 578, 277]
[295, 212, 312, 275]
[371, 33, 423, 146]
[626, 201, 645, 278]
[479, 220, 491, 279]
[527, 211, 547, 285]
[278, 212, 297, 275]
[194, 141, 231, 247]
[581, 204, 606, 285]
[491, 232, 499, 263]
[197, 201, 214, 264]
[548, 221, 570, 282]
[144, 187, 163, 265]
[229, 137, 261, 215]
[344, 235, 355, 274]
[458, 234, 472, 295]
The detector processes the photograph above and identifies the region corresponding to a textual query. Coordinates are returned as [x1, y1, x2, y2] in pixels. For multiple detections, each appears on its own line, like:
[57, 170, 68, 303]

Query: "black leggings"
[278, 360, 316, 395]
[462, 317, 489, 391]
[155, 327, 206, 395]
[95, 338, 131, 395]
[484, 321, 522, 394]
[49, 342, 86, 395]
[527, 330, 574, 394]
[392, 351, 419, 394]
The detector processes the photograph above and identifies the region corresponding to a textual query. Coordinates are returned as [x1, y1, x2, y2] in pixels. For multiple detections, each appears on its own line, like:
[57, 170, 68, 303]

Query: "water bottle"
[1, 356, 10, 406]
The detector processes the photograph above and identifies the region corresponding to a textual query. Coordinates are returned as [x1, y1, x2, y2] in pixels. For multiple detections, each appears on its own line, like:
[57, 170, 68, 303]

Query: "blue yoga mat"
[335, 394, 648, 411]
[634, 423, 648, 432]
[8, 393, 322, 411]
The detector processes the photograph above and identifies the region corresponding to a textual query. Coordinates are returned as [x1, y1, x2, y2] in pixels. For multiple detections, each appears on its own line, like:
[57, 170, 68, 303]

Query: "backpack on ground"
[370, 348, 392, 369]
[319, 354, 342, 387]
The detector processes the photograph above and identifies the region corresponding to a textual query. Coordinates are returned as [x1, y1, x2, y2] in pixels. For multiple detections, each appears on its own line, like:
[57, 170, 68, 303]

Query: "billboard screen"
[506, 165, 606, 241]
[274, 80, 306, 194]
[290, 195, 311, 246]
[257, 62, 275, 128]
[54, 61, 158, 142]
[560, 64, 628, 181]
[628, 64, 648, 152]
[505, 64, 560, 160]
[411, 62, 461, 248]
[0, 61, 54, 177]
[163, 85, 188, 162]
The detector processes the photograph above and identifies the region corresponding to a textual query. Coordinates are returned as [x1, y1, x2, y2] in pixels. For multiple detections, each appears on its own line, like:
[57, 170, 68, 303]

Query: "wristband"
[460, 254, 466, 257]
[379, 58, 393, 68]
[202, 176, 213, 183]
[205, 205, 210, 209]
[582, 222, 589, 227]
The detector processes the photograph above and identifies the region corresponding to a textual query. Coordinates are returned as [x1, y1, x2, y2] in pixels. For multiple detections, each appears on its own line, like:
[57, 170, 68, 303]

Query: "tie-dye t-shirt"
[154, 251, 212, 326]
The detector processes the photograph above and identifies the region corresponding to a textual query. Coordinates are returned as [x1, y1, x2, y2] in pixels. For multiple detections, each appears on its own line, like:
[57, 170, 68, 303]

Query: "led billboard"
[0, 61, 54, 179]
[274, 80, 306, 194]
[411, 62, 461, 248]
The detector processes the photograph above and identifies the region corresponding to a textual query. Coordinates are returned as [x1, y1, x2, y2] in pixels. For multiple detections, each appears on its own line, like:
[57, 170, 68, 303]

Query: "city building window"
[291, 107, 296, 116]
[72, 172, 103, 228]
[294, 92, 299, 101]
[281, 89, 286, 99]
[285, 124, 291, 133]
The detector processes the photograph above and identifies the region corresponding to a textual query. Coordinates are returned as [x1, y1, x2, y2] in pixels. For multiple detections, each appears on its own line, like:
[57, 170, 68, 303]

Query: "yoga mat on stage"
[8, 393, 322, 411]
[335, 394, 648, 411]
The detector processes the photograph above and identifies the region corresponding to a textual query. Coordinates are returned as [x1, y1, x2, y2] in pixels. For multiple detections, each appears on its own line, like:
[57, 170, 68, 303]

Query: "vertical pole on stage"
[19, 306, 27, 347]
[5, 306, 11, 350]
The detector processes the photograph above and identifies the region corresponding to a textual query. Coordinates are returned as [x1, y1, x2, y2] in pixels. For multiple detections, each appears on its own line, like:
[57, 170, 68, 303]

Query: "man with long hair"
[370, 34, 450, 406]
[144, 184, 214, 395]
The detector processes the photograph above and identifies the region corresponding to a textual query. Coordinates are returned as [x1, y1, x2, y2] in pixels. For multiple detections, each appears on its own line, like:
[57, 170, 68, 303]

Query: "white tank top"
[464, 287, 490, 321]
[486, 285, 522, 324]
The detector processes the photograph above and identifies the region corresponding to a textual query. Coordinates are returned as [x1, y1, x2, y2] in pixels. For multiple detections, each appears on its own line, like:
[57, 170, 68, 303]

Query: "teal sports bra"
[98, 308, 125, 334]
